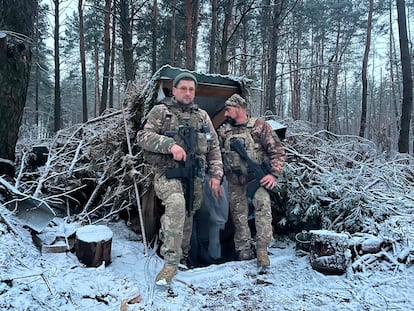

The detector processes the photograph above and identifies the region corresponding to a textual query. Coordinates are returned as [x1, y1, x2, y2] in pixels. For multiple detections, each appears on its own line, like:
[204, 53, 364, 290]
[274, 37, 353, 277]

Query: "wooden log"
[75, 225, 113, 267]
[309, 229, 350, 275]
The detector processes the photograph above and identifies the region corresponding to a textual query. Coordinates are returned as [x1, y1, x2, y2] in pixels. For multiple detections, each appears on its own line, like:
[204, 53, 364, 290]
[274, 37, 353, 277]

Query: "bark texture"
[0, 0, 36, 176]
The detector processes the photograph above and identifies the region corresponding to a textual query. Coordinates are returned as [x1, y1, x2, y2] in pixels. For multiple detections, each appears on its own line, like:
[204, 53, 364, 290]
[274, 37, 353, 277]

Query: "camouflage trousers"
[153, 172, 203, 265]
[227, 180, 273, 252]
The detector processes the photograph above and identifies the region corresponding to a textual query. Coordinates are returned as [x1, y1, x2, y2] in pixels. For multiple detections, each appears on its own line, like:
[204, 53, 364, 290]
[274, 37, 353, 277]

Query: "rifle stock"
[229, 139, 272, 199]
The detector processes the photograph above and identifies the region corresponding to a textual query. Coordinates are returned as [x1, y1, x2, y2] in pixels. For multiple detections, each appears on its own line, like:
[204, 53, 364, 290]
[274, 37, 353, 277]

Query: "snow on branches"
[274, 117, 414, 268]
[11, 111, 414, 263]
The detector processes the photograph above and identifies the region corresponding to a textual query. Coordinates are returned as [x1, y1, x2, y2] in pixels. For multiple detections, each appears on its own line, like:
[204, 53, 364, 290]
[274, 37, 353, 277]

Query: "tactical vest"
[221, 118, 266, 175]
[143, 102, 211, 169]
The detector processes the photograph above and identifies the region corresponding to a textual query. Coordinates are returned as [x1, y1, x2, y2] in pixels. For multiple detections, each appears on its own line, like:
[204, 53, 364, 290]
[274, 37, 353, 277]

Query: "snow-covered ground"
[1, 218, 413, 311]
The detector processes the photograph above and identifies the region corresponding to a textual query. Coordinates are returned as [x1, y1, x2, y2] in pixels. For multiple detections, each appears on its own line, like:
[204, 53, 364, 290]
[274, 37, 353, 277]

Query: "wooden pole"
[122, 107, 148, 256]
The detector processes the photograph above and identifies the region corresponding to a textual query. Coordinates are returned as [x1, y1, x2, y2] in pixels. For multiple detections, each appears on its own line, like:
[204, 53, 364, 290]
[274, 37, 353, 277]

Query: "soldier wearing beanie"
[136, 71, 223, 286]
[217, 93, 285, 269]
[173, 72, 198, 88]
[224, 93, 248, 109]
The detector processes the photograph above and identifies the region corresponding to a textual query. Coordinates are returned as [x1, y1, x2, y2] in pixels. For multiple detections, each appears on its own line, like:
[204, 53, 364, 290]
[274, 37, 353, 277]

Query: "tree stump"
[309, 229, 351, 275]
[75, 225, 113, 267]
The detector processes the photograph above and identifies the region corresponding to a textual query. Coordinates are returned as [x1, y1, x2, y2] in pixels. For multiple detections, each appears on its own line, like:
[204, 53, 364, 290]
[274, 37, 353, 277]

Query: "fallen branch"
[284, 145, 330, 174]
[0, 205, 20, 236]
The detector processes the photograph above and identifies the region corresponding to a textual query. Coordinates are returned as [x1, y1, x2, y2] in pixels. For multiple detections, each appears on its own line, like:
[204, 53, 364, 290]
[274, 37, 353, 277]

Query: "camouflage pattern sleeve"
[136, 105, 175, 154]
[202, 110, 224, 181]
[253, 119, 285, 175]
[216, 123, 227, 147]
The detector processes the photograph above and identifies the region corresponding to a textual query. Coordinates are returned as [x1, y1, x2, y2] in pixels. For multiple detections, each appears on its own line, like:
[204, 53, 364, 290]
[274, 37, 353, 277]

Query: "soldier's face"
[172, 80, 196, 105]
[224, 106, 239, 120]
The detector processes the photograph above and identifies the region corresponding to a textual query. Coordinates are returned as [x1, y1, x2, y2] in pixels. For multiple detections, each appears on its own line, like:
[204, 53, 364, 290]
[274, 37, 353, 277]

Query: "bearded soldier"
[217, 94, 285, 268]
[136, 72, 223, 286]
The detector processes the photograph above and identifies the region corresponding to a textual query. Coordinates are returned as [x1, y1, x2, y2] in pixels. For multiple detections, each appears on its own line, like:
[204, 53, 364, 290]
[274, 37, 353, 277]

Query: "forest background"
[0, 0, 414, 176]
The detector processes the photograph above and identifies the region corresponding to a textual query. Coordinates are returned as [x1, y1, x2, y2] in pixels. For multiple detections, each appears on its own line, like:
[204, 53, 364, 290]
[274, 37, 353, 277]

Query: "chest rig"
[162, 103, 211, 156]
[221, 117, 265, 175]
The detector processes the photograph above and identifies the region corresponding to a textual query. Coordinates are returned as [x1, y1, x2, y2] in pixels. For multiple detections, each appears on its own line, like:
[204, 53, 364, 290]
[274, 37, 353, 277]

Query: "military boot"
[256, 248, 270, 267]
[237, 249, 255, 261]
[155, 264, 177, 286]
[179, 256, 190, 270]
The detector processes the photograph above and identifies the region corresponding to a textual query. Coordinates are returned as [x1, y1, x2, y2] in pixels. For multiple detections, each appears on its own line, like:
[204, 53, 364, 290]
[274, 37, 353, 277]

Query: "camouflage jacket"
[136, 97, 223, 181]
[217, 117, 285, 176]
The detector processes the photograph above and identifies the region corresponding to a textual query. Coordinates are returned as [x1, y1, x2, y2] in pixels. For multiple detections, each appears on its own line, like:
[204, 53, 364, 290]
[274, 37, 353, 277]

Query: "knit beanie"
[224, 93, 247, 109]
[173, 72, 198, 87]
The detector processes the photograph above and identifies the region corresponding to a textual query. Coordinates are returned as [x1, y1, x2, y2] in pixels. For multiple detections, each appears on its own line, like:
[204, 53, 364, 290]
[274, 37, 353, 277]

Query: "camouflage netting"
[126, 64, 253, 127]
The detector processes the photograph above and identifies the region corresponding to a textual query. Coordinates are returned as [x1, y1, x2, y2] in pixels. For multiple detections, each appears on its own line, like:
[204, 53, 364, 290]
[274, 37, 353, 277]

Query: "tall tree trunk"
[53, 0, 61, 132]
[151, 0, 158, 73]
[240, 18, 248, 75]
[93, 42, 100, 117]
[326, 23, 352, 133]
[368, 57, 375, 140]
[359, 0, 373, 138]
[34, 3, 40, 128]
[169, 0, 177, 65]
[308, 30, 316, 123]
[0, 0, 36, 176]
[218, 0, 235, 74]
[267, 0, 282, 113]
[292, 16, 302, 120]
[288, 50, 294, 117]
[389, 1, 399, 150]
[184, 0, 193, 69]
[119, 0, 135, 82]
[79, 0, 88, 122]
[343, 70, 349, 133]
[330, 24, 341, 133]
[316, 35, 325, 128]
[109, 10, 116, 108]
[100, 0, 111, 115]
[191, 0, 200, 69]
[378, 68, 386, 149]
[396, 0, 413, 153]
[260, 0, 270, 114]
[217, 1, 254, 75]
[209, 0, 218, 73]
[323, 55, 335, 131]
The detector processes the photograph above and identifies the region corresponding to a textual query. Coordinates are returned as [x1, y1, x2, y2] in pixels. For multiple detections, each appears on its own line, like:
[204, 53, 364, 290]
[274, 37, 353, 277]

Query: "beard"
[226, 117, 237, 125]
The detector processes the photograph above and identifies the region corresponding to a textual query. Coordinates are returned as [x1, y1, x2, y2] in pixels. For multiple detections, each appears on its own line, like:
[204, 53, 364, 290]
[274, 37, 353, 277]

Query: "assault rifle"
[165, 126, 202, 217]
[230, 139, 273, 199]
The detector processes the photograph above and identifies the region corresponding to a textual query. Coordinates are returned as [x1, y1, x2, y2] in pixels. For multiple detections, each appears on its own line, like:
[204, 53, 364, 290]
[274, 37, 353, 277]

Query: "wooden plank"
[32, 231, 74, 254]
[196, 85, 238, 98]
[161, 80, 238, 99]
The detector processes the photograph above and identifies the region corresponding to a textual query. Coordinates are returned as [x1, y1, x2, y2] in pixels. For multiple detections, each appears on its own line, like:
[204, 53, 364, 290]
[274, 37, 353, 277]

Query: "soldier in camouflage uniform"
[136, 72, 223, 286]
[217, 94, 285, 267]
